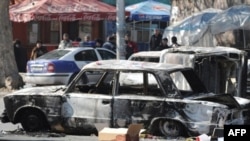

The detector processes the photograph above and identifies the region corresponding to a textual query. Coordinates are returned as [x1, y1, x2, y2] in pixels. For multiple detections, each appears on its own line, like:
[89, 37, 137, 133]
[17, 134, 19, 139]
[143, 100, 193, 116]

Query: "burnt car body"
[160, 46, 248, 98]
[130, 46, 248, 98]
[1, 60, 250, 137]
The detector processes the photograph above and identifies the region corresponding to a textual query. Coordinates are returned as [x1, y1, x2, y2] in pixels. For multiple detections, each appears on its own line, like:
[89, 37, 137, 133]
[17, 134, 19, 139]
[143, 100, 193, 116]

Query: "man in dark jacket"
[102, 35, 116, 52]
[149, 28, 162, 51]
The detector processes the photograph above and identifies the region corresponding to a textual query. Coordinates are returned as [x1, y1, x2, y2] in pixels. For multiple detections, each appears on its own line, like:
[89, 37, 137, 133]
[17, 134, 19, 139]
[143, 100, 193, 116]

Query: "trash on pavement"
[98, 124, 143, 141]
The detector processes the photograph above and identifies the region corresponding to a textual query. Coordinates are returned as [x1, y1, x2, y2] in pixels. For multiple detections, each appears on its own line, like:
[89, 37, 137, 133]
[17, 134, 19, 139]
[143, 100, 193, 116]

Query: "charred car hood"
[193, 94, 250, 109]
[7, 85, 65, 96]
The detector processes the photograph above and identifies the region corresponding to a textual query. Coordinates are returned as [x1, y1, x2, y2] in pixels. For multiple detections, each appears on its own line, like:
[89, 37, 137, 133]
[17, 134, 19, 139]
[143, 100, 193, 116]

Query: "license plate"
[30, 67, 44, 72]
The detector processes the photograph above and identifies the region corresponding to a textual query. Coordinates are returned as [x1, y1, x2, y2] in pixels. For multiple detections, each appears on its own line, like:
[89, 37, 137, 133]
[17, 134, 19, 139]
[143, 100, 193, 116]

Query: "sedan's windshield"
[37, 50, 70, 59]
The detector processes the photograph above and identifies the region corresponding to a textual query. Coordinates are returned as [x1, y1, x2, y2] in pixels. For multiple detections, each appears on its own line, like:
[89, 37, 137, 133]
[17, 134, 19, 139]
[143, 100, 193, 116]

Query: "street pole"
[116, 0, 126, 60]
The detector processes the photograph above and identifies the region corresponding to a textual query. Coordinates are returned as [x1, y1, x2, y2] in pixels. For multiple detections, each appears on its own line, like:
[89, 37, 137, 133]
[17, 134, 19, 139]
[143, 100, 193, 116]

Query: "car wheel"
[158, 120, 183, 137]
[20, 111, 49, 132]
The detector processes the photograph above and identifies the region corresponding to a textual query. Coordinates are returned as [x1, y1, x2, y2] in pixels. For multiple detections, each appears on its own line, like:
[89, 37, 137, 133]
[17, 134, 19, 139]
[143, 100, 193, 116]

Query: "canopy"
[125, 0, 171, 21]
[9, 0, 117, 22]
[209, 5, 250, 34]
[163, 8, 221, 46]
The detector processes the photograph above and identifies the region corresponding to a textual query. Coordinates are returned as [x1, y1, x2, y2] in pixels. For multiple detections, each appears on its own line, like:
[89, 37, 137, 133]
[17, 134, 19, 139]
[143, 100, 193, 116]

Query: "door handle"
[102, 99, 110, 104]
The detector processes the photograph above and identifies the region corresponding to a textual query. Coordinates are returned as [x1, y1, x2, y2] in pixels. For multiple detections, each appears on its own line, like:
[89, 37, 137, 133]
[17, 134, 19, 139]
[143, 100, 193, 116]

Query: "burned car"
[130, 46, 249, 98]
[1, 60, 250, 137]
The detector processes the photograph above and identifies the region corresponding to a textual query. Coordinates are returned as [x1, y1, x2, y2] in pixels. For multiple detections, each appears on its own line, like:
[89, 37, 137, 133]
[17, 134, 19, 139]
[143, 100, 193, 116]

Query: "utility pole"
[116, 0, 126, 60]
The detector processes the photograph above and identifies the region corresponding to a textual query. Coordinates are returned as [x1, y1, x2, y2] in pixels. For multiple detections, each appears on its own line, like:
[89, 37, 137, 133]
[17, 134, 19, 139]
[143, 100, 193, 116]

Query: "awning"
[9, 0, 118, 22]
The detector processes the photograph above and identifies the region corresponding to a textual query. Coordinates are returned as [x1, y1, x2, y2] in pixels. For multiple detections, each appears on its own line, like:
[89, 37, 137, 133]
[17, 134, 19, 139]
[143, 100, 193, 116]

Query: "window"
[118, 71, 163, 96]
[97, 49, 116, 60]
[74, 50, 98, 61]
[28, 22, 39, 44]
[170, 71, 192, 91]
[73, 70, 114, 95]
[50, 21, 60, 44]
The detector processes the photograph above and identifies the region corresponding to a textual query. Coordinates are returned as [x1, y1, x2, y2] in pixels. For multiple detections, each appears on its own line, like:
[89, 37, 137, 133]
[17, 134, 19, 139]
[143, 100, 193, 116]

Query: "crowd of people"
[149, 28, 181, 51]
[13, 28, 181, 72]
[56, 28, 181, 59]
[58, 32, 139, 59]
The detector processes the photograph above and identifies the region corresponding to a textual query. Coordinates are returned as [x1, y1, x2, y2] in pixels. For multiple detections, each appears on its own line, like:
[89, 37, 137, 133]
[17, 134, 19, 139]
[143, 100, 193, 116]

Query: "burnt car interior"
[69, 68, 209, 98]
[193, 55, 239, 95]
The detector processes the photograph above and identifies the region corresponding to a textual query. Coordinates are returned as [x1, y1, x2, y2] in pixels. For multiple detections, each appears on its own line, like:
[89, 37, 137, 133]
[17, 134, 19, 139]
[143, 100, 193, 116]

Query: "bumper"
[25, 73, 70, 85]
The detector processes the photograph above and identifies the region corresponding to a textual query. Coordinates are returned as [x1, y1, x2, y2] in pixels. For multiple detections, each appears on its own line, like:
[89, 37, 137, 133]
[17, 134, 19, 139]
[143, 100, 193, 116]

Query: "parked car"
[129, 46, 248, 98]
[25, 47, 116, 85]
[1, 60, 250, 137]
[128, 51, 161, 62]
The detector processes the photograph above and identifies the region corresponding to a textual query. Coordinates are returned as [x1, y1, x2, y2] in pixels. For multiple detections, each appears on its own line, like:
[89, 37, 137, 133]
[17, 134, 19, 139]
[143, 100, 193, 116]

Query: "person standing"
[157, 38, 170, 51]
[80, 34, 95, 47]
[30, 40, 48, 60]
[125, 33, 138, 59]
[149, 28, 162, 51]
[170, 36, 181, 48]
[102, 35, 116, 52]
[94, 38, 104, 48]
[13, 39, 27, 72]
[58, 33, 72, 49]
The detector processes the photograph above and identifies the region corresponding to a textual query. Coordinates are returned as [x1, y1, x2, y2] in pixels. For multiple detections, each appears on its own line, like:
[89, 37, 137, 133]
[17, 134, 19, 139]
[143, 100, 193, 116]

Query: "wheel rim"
[159, 120, 181, 137]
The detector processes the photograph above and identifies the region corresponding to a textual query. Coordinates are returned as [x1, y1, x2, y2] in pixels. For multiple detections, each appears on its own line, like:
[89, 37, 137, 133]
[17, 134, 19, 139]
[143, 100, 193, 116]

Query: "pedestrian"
[170, 36, 181, 48]
[30, 40, 48, 60]
[80, 34, 95, 47]
[102, 35, 116, 52]
[58, 33, 72, 49]
[149, 28, 162, 51]
[125, 33, 138, 59]
[13, 39, 27, 72]
[157, 38, 170, 51]
[94, 38, 104, 48]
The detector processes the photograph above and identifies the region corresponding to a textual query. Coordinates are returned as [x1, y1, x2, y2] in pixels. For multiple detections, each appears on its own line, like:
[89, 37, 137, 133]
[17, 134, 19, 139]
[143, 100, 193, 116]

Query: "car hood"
[6, 85, 66, 96]
[193, 93, 250, 109]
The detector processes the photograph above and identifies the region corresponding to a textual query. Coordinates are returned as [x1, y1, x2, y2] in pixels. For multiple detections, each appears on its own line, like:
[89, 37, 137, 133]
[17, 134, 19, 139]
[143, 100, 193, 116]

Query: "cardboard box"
[98, 124, 143, 141]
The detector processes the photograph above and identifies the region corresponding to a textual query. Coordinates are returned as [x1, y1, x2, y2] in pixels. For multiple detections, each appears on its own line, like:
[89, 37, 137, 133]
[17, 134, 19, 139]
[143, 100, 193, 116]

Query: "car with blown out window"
[1, 60, 250, 137]
[25, 47, 116, 85]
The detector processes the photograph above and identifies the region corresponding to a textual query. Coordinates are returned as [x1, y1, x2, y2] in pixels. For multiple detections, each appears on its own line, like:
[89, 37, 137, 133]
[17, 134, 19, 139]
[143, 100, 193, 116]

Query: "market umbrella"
[209, 5, 250, 34]
[9, 0, 118, 22]
[125, 0, 171, 21]
[163, 8, 221, 46]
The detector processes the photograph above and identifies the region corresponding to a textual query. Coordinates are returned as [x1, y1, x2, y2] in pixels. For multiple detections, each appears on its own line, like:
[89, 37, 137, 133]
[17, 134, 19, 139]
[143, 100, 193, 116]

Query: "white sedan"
[25, 47, 116, 85]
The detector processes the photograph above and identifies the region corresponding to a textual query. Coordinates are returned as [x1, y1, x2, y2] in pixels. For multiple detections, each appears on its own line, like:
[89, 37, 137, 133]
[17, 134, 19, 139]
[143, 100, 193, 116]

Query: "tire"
[158, 120, 183, 137]
[20, 111, 49, 132]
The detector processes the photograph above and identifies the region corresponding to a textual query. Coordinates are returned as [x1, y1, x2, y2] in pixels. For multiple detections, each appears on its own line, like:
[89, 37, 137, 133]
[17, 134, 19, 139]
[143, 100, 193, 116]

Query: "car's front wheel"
[20, 110, 49, 132]
[158, 120, 184, 137]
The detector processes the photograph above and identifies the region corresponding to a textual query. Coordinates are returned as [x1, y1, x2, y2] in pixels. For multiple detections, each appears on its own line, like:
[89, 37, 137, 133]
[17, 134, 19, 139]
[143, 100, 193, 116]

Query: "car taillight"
[47, 63, 55, 72]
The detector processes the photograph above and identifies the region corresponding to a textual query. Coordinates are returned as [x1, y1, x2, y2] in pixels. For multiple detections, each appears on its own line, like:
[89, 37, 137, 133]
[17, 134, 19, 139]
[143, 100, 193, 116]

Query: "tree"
[0, 0, 24, 90]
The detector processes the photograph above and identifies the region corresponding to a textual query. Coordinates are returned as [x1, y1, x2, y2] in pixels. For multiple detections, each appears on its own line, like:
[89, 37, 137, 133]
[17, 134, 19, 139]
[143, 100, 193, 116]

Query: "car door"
[95, 48, 116, 60]
[112, 70, 166, 128]
[74, 49, 98, 69]
[61, 70, 115, 129]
